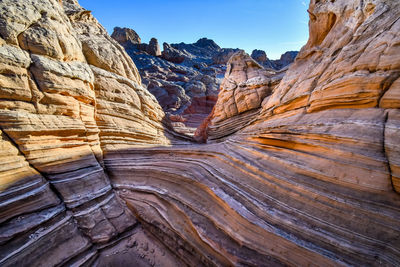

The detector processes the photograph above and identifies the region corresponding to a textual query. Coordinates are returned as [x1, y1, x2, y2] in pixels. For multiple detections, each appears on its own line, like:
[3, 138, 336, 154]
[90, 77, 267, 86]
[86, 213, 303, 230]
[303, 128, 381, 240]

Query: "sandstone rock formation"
[212, 48, 244, 65]
[274, 51, 299, 69]
[161, 42, 188, 64]
[111, 31, 230, 135]
[0, 0, 174, 266]
[148, 37, 161, 57]
[1, 0, 400, 266]
[111, 27, 141, 46]
[250, 49, 268, 64]
[112, 28, 297, 136]
[115, 0, 400, 265]
[110, 25, 299, 138]
[251, 49, 299, 70]
[198, 51, 286, 141]
[113, 27, 161, 57]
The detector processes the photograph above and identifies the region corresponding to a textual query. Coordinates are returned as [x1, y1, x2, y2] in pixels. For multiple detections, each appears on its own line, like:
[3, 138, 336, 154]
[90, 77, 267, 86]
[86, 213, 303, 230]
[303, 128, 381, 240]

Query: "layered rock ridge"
[196, 51, 286, 142]
[112, 0, 400, 266]
[111, 30, 240, 136]
[0, 0, 400, 266]
[0, 0, 180, 266]
[260, 0, 400, 193]
[112, 29, 297, 137]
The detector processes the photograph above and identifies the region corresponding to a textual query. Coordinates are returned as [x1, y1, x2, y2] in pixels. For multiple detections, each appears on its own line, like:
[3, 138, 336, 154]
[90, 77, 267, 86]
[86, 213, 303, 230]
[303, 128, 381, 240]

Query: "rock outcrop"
[250, 49, 268, 64]
[112, 31, 236, 135]
[251, 49, 299, 70]
[113, 0, 400, 265]
[112, 29, 297, 136]
[274, 51, 298, 69]
[0, 0, 174, 266]
[161, 42, 188, 64]
[113, 27, 161, 57]
[111, 26, 141, 46]
[197, 51, 285, 141]
[1, 0, 400, 266]
[148, 37, 161, 57]
[212, 48, 243, 65]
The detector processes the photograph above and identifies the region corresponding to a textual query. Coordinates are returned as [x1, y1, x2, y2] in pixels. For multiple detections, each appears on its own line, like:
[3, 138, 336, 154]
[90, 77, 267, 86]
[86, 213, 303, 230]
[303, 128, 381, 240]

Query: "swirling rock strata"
[261, 0, 400, 192]
[113, 0, 400, 266]
[0, 0, 174, 266]
[200, 51, 286, 141]
[113, 29, 298, 136]
[1, 0, 400, 266]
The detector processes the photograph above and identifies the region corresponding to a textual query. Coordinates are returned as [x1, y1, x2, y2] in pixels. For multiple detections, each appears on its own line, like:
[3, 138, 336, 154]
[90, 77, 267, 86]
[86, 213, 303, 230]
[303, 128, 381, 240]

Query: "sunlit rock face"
[0, 0, 173, 266]
[196, 51, 286, 142]
[262, 0, 400, 192]
[112, 0, 400, 266]
[112, 28, 298, 137]
[0, 0, 400, 267]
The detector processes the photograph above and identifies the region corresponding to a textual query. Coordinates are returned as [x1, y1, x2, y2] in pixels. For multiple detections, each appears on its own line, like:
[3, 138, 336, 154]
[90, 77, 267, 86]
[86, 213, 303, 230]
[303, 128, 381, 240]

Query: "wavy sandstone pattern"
[0, 0, 175, 265]
[0, 0, 399, 266]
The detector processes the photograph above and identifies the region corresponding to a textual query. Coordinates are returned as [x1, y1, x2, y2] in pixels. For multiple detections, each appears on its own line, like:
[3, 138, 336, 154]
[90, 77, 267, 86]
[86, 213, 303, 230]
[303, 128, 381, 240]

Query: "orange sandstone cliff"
[0, 0, 400, 266]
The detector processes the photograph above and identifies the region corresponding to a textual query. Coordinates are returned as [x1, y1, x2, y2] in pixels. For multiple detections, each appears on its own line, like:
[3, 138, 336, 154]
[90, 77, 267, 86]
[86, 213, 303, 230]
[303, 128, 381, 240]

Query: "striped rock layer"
[0, 0, 400, 266]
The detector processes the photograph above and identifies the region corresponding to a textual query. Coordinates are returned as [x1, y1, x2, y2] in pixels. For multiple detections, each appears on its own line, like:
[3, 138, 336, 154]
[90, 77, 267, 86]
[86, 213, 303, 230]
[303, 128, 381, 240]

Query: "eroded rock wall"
[197, 51, 285, 141]
[261, 0, 400, 192]
[0, 0, 176, 266]
[1, 0, 400, 266]
[111, 0, 400, 266]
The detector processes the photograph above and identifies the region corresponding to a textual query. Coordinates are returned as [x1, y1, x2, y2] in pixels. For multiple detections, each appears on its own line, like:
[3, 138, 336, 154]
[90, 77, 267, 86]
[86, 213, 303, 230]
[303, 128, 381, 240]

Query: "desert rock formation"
[111, 27, 141, 46]
[113, 29, 297, 136]
[112, 30, 241, 135]
[200, 51, 286, 141]
[0, 0, 174, 265]
[0, 0, 399, 266]
[251, 49, 298, 70]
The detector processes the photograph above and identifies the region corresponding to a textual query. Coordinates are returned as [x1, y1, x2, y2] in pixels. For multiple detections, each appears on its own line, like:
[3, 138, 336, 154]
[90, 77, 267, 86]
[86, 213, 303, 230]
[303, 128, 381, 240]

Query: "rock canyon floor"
[0, 0, 399, 266]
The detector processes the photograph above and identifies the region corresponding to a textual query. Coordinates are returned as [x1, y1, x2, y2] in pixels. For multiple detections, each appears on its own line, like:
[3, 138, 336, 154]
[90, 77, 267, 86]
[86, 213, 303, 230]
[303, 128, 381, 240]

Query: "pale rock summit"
[196, 51, 285, 141]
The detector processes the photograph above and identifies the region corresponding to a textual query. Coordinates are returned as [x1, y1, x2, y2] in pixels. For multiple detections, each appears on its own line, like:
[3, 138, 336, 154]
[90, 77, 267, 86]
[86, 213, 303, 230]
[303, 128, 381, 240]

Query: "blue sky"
[78, 0, 309, 59]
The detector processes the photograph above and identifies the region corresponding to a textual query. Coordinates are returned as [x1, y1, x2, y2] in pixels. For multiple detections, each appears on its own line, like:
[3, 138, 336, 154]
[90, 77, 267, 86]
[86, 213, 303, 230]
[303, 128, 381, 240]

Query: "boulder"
[161, 42, 187, 63]
[251, 49, 268, 63]
[111, 26, 141, 46]
[148, 37, 161, 56]
[212, 48, 242, 65]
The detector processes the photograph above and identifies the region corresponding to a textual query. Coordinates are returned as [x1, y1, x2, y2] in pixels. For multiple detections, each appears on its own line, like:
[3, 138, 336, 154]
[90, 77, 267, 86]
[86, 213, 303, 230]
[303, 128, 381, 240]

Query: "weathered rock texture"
[260, 0, 400, 193]
[111, 27, 141, 46]
[0, 0, 174, 266]
[114, 0, 400, 265]
[1, 0, 400, 266]
[113, 32, 232, 136]
[199, 51, 286, 141]
[251, 49, 298, 70]
[113, 29, 298, 136]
